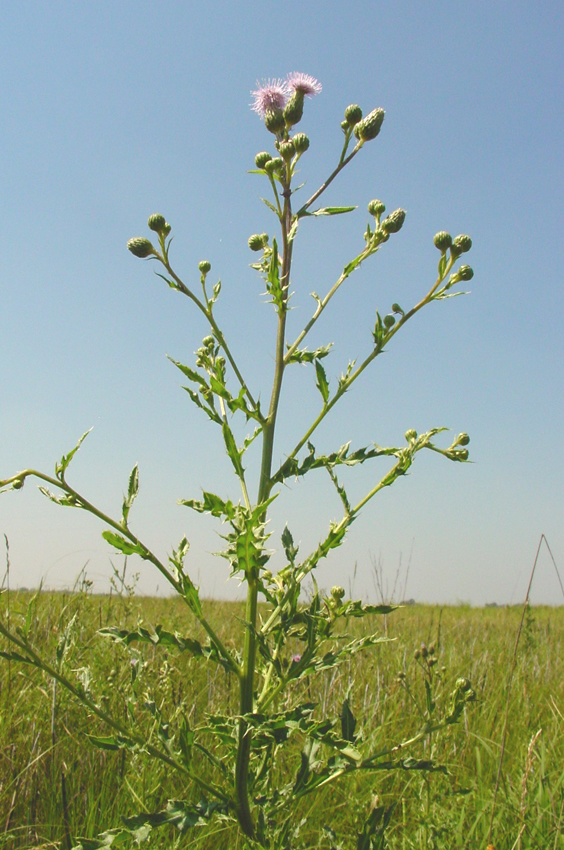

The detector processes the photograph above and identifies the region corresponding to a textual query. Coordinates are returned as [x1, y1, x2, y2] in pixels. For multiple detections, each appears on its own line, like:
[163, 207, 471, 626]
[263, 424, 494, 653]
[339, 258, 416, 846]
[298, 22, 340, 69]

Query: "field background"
[1, 590, 563, 850]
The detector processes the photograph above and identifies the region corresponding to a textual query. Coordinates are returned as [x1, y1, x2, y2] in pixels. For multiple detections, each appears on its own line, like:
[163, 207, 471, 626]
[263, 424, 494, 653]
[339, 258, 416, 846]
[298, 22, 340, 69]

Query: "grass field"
[1, 589, 563, 849]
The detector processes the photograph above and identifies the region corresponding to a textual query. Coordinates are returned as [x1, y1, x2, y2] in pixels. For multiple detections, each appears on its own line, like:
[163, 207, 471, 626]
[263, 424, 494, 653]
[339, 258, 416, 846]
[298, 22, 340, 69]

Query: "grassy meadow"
[0, 589, 563, 850]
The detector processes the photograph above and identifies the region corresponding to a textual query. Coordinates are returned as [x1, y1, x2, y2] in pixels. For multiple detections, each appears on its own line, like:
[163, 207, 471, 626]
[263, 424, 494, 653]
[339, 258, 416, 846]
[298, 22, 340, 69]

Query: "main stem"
[234, 169, 293, 840]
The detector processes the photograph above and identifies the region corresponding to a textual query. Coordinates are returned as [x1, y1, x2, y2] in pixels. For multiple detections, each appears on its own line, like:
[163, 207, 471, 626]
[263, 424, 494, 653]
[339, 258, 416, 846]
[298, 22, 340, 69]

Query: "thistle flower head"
[286, 72, 322, 97]
[250, 79, 289, 117]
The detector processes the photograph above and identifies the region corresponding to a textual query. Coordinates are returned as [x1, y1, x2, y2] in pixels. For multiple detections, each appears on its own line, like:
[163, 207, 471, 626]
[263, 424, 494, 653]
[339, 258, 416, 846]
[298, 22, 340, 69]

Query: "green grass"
[1, 590, 563, 849]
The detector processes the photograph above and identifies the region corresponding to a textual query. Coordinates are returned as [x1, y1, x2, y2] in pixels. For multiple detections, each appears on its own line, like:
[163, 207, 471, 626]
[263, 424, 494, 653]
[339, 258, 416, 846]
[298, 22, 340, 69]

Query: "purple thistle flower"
[250, 79, 289, 117]
[286, 72, 322, 97]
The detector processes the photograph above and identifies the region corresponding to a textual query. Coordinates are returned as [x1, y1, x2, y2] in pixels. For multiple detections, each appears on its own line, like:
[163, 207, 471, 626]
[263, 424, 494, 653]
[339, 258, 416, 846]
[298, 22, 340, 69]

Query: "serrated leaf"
[281, 524, 299, 564]
[102, 531, 144, 557]
[314, 360, 330, 404]
[179, 491, 234, 519]
[121, 464, 139, 527]
[55, 429, 92, 480]
[261, 197, 279, 215]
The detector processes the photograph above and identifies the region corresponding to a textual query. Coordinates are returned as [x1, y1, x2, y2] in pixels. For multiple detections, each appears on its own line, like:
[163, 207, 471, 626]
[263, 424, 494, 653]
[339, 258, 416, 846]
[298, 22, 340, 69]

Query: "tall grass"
[1, 590, 563, 849]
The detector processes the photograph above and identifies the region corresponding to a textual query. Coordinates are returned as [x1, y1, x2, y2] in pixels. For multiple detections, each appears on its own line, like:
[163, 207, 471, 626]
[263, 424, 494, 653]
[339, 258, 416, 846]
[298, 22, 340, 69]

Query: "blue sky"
[1, 0, 562, 604]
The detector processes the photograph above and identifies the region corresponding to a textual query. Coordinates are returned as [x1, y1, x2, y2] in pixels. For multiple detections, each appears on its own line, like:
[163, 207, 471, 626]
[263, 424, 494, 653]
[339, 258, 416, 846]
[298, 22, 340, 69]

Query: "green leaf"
[122, 798, 228, 833]
[55, 429, 92, 480]
[222, 421, 245, 479]
[438, 254, 447, 279]
[340, 697, 357, 743]
[121, 464, 139, 527]
[260, 197, 279, 215]
[357, 804, 395, 850]
[179, 491, 234, 519]
[281, 525, 299, 564]
[102, 531, 144, 557]
[314, 360, 330, 404]
[309, 205, 357, 217]
[86, 734, 137, 751]
[38, 486, 79, 508]
[287, 343, 333, 364]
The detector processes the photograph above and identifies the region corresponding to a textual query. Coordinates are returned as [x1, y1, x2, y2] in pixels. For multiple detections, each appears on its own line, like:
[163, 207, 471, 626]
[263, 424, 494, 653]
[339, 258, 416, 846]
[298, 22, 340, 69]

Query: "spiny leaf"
[55, 429, 92, 480]
[102, 531, 145, 557]
[314, 360, 330, 404]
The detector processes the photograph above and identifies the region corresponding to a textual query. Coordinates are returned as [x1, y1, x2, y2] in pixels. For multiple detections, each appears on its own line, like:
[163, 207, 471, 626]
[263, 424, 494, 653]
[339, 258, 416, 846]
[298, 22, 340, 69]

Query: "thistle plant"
[0, 73, 476, 849]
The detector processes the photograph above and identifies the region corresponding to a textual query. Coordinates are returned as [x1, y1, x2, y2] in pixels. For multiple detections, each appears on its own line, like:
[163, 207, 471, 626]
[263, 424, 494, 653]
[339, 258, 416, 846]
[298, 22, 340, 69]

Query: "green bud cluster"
[127, 237, 155, 258]
[368, 199, 386, 217]
[198, 260, 211, 275]
[451, 234, 472, 257]
[292, 133, 310, 154]
[455, 433, 471, 446]
[383, 314, 396, 329]
[354, 108, 385, 142]
[331, 585, 346, 600]
[148, 213, 171, 237]
[433, 231, 452, 252]
[405, 429, 417, 442]
[248, 233, 269, 252]
[344, 104, 363, 126]
[381, 208, 406, 234]
[264, 157, 284, 175]
[255, 151, 272, 169]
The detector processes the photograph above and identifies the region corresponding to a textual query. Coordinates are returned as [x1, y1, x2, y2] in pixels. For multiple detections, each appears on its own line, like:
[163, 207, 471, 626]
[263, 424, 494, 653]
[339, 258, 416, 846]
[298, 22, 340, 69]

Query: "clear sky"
[1, 0, 562, 605]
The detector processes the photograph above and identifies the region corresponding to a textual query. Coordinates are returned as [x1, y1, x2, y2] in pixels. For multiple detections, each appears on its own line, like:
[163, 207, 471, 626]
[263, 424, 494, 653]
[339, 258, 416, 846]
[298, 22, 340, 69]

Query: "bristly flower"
[286, 72, 322, 97]
[250, 79, 289, 117]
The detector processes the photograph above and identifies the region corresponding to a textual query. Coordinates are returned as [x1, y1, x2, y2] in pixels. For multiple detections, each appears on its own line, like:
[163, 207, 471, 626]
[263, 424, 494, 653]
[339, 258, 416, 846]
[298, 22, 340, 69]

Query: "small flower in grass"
[291, 654, 302, 664]
[286, 72, 322, 97]
[250, 79, 289, 117]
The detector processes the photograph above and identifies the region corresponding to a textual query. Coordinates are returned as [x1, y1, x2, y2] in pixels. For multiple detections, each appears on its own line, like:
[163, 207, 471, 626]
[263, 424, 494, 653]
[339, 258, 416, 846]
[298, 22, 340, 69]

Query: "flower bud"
[248, 233, 268, 252]
[278, 140, 295, 161]
[264, 157, 284, 175]
[198, 260, 211, 275]
[345, 104, 363, 126]
[433, 231, 452, 252]
[453, 234, 472, 253]
[420, 644, 428, 658]
[354, 108, 385, 141]
[383, 314, 396, 329]
[392, 303, 404, 315]
[381, 208, 406, 234]
[458, 264, 474, 281]
[456, 433, 470, 446]
[457, 449, 469, 461]
[148, 213, 168, 234]
[405, 429, 417, 441]
[331, 585, 345, 600]
[414, 649, 421, 659]
[340, 120, 349, 132]
[255, 151, 272, 169]
[293, 133, 310, 154]
[264, 109, 286, 135]
[283, 90, 304, 128]
[127, 237, 155, 258]
[368, 199, 386, 217]
[429, 644, 435, 655]
[202, 335, 214, 348]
